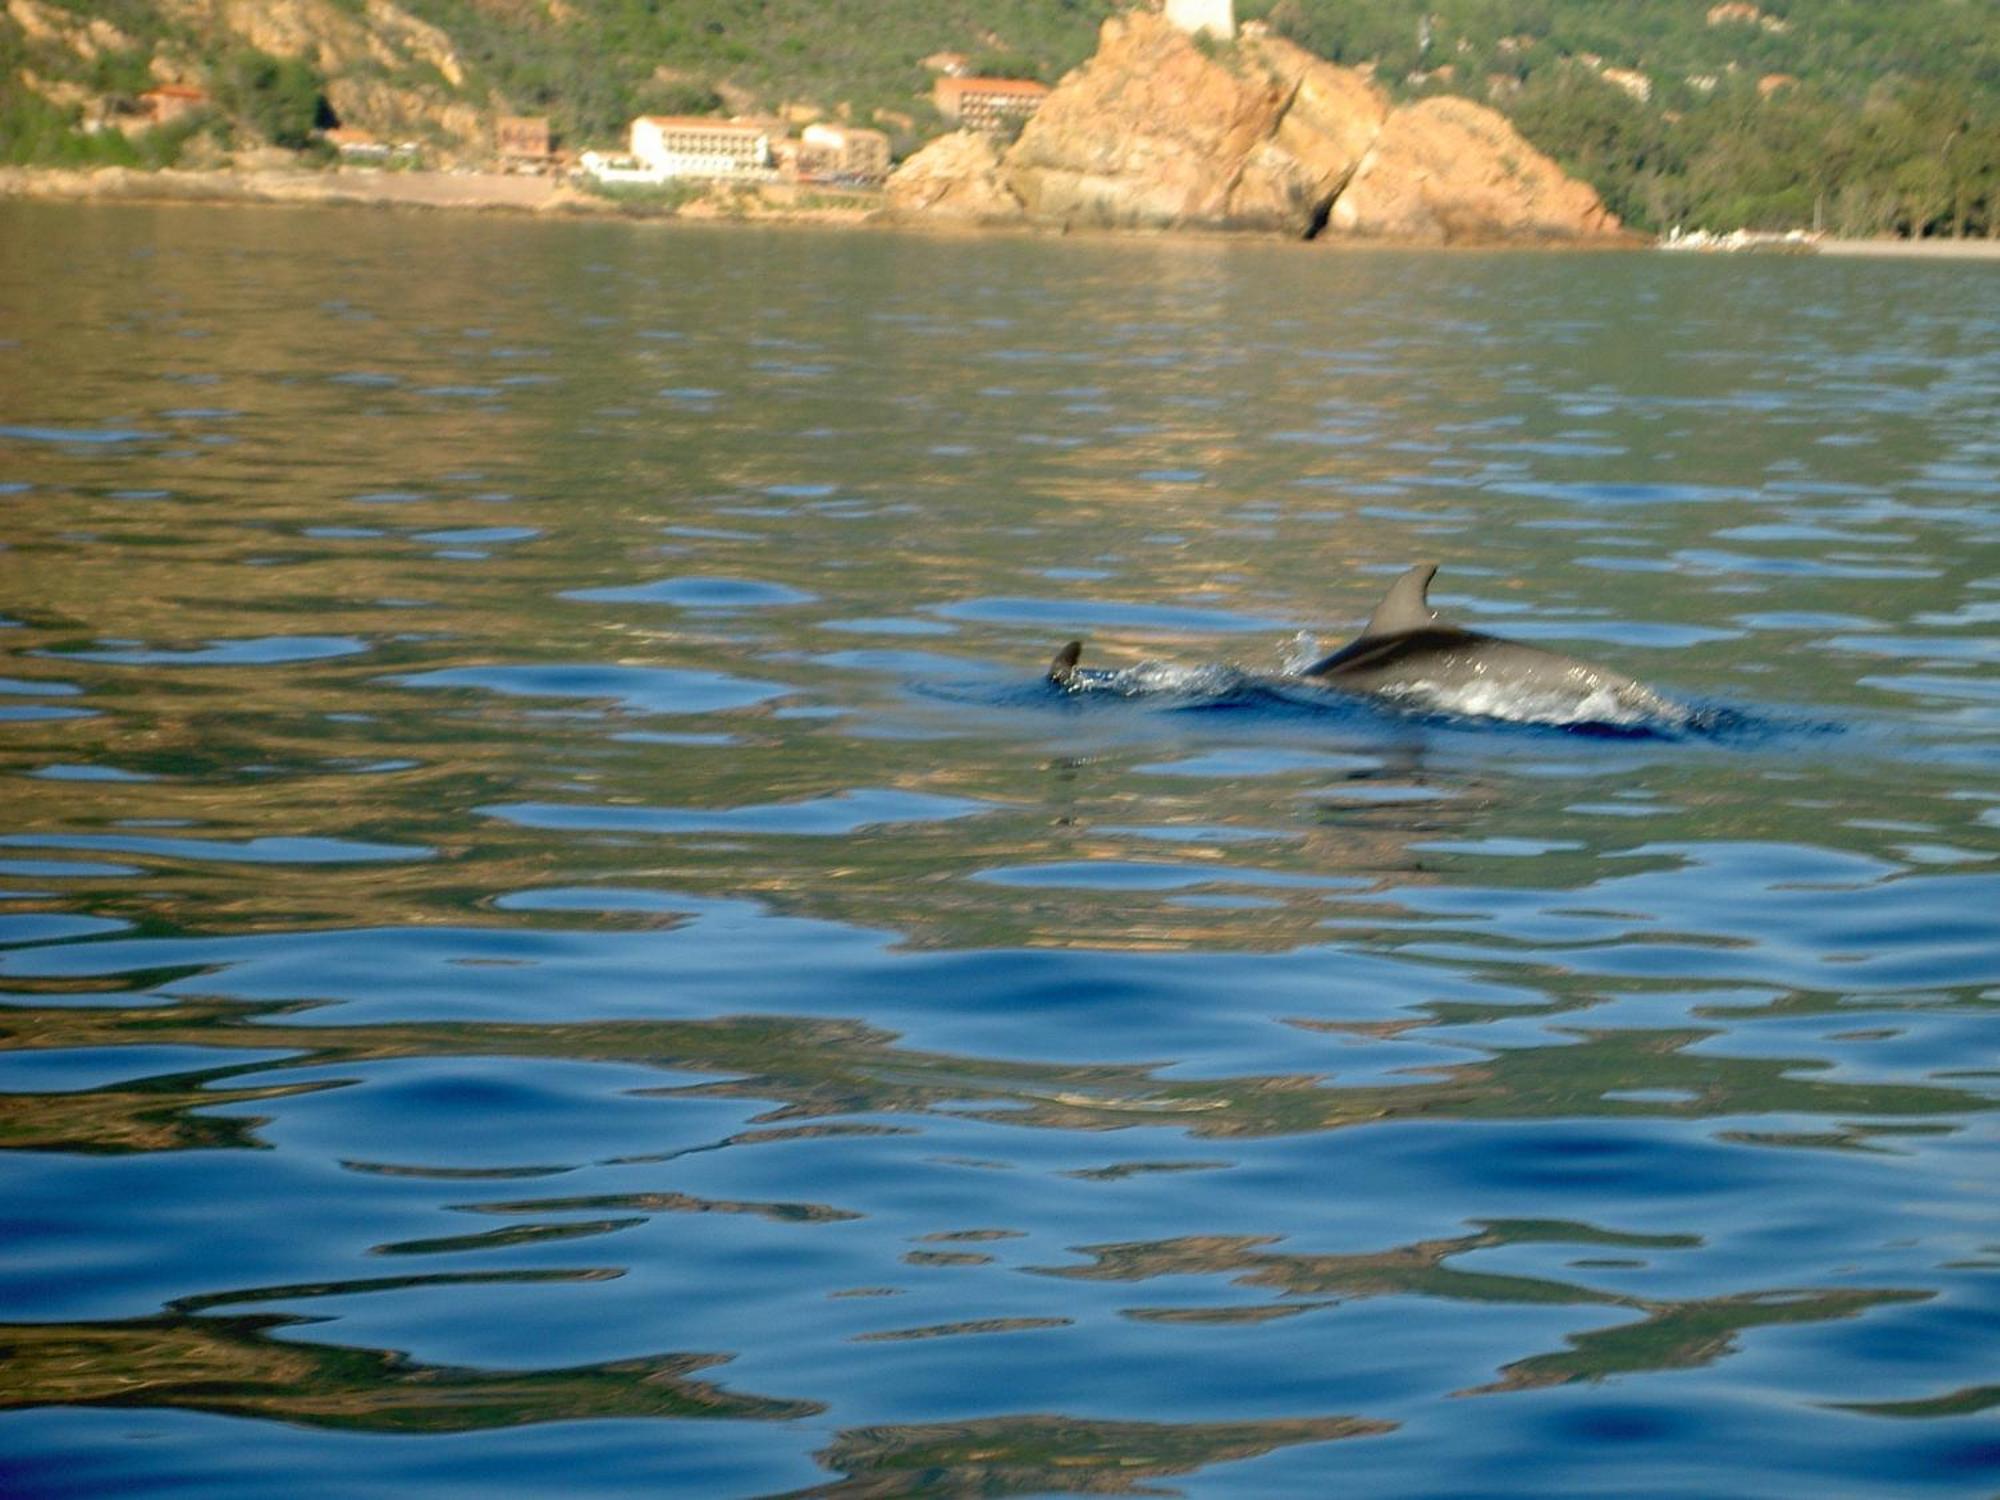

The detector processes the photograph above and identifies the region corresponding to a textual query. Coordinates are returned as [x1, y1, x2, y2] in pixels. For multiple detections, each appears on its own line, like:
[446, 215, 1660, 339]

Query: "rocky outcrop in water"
[1001, 12, 1295, 230]
[888, 12, 1623, 245]
[882, 131, 1023, 225]
[1329, 96, 1622, 243]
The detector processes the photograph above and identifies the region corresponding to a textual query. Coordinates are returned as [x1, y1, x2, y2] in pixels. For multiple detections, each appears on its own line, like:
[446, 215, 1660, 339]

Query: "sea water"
[0, 204, 1994, 1497]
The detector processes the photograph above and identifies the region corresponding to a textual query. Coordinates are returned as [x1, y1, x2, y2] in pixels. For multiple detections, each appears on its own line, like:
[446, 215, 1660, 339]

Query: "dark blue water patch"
[564, 577, 817, 610]
[0, 1408, 826, 1500]
[0, 833, 433, 864]
[482, 788, 998, 837]
[0, 705, 96, 723]
[351, 490, 430, 505]
[391, 664, 791, 716]
[27, 765, 158, 782]
[933, 598, 1284, 634]
[249, 1054, 735, 1169]
[0, 859, 141, 877]
[0, 1044, 298, 1093]
[411, 527, 542, 546]
[38, 636, 369, 666]
[0, 913, 129, 946]
[0, 677, 82, 696]
[0, 424, 158, 446]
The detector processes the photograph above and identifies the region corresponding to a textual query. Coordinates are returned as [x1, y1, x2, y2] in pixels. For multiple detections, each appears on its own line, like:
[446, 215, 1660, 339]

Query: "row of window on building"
[582, 117, 891, 187]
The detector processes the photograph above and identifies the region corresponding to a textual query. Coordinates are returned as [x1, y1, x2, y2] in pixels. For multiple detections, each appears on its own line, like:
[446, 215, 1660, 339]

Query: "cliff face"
[164, 0, 488, 150]
[1002, 12, 1294, 230]
[5, 0, 490, 157]
[1330, 96, 1622, 243]
[892, 12, 1623, 245]
[883, 131, 1024, 225]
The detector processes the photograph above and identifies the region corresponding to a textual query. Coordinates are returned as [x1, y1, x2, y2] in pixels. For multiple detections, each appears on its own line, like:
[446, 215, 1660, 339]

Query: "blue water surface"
[0, 204, 1994, 1499]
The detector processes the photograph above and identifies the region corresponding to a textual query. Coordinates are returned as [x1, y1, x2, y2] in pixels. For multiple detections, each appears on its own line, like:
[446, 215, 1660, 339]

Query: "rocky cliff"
[890, 12, 1624, 245]
[1329, 96, 1622, 243]
[5, 0, 491, 158]
[883, 131, 1023, 225]
[163, 0, 489, 152]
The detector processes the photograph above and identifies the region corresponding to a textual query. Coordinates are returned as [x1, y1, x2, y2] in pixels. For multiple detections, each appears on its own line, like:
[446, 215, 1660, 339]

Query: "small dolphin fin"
[1048, 640, 1083, 686]
[1362, 562, 1439, 638]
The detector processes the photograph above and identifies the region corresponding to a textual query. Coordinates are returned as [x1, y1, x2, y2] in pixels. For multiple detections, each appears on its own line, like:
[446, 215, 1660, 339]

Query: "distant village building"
[138, 85, 207, 126]
[1165, 0, 1235, 40]
[495, 115, 551, 162]
[628, 115, 773, 178]
[932, 77, 1050, 134]
[799, 123, 891, 183]
[922, 51, 971, 77]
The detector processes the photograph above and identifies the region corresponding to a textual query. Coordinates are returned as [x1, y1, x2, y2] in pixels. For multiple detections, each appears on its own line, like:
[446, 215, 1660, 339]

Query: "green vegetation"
[578, 176, 704, 214]
[397, 0, 1119, 145]
[2, 0, 1996, 234]
[211, 50, 328, 152]
[1243, 0, 2000, 234]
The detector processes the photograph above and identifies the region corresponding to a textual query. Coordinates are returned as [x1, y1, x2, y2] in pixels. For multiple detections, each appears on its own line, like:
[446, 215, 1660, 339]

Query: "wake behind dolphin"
[1050, 563, 1693, 732]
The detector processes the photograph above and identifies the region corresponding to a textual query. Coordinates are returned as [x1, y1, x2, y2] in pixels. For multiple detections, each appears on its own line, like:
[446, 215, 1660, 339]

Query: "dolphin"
[1049, 563, 1681, 724]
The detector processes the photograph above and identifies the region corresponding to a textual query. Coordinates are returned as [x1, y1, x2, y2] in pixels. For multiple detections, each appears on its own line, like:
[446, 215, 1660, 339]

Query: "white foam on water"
[1377, 676, 1688, 729]
[1280, 631, 1325, 675]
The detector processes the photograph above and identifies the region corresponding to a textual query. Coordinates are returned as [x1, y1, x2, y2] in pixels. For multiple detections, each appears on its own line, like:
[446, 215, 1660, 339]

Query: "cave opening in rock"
[1301, 192, 1336, 241]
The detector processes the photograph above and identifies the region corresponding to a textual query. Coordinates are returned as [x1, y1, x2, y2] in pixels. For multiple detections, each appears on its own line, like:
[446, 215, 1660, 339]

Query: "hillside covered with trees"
[3, 0, 1995, 237]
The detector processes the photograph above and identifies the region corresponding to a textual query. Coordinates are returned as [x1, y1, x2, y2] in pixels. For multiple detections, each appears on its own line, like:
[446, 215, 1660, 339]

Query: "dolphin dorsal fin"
[1362, 563, 1439, 638]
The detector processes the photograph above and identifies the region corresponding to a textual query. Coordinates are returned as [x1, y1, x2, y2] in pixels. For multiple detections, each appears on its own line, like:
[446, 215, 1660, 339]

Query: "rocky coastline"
[2, 11, 1640, 249]
[885, 14, 1631, 247]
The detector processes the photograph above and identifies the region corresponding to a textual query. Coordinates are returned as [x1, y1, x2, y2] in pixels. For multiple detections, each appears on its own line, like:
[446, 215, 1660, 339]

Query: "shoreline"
[1810, 237, 2000, 261]
[6, 166, 1998, 259]
[0, 164, 881, 228]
